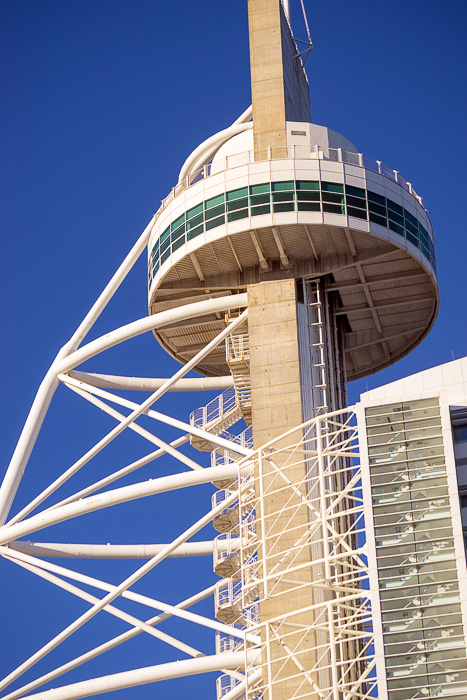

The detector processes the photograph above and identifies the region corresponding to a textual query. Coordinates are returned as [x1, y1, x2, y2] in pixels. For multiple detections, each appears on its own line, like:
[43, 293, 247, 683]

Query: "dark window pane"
[227, 197, 248, 212]
[171, 227, 185, 243]
[419, 222, 430, 240]
[187, 203, 203, 219]
[453, 424, 467, 443]
[153, 260, 160, 274]
[346, 195, 367, 209]
[388, 220, 404, 236]
[160, 237, 170, 254]
[273, 202, 295, 212]
[345, 184, 366, 199]
[369, 212, 387, 227]
[405, 220, 418, 237]
[205, 204, 225, 220]
[172, 235, 185, 252]
[171, 224, 185, 240]
[272, 180, 294, 191]
[369, 200, 387, 217]
[297, 202, 320, 212]
[187, 213, 203, 229]
[404, 209, 418, 227]
[406, 231, 419, 247]
[187, 225, 203, 240]
[368, 190, 386, 206]
[296, 191, 320, 201]
[205, 215, 225, 230]
[322, 181, 344, 193]
[251, 204, 270, 216]
[171, 213, 185, 231]
[160, 226, 170, 243]
[322, 192, 344, 204]
[151, 242, 159, 257]
[250, 183, 270, 195]
[388, 209, 404, 225]
[421, 245, 430, 260]
[205, 193, 225, 209]
[250, 193, 270, 206]
[272, 192, 294, 202]
[227, 187, 248, 201]
[387, 199, 403, 216]
[347, 206, 367, 220]
[323, 203, 345, 214]
[161, 249, 170, 264]
[227, 209, 248, 222]
[296, 180, 319, 190]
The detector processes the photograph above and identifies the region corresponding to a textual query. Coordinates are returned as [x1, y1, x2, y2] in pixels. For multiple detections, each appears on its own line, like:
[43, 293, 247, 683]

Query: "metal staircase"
[189, 387, 243, 451]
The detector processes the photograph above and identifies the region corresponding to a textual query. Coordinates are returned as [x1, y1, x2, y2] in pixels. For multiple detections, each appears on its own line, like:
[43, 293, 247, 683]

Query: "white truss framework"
[0, 221, 377, 700]
[215, 409, 377, 700]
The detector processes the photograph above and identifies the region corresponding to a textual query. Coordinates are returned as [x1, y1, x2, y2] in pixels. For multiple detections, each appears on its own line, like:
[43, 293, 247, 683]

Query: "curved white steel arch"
[8, 652, 258, 700]
[0, 210, 259, 700]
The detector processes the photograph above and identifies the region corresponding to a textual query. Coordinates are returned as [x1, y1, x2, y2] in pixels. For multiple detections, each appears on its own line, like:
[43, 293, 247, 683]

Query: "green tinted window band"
[322, 181, 344, 193]
[150, 181, 435, 279]
[250, 193, 270, 206]
[206, 215, 225, 231]
[205, 204, 225, 220]
[227, 187, 248, 201]
[187, 213, 203, 229]
[172, 236, 185, 253]
[250, 183, 270, 195]
[171, 214, 185, 231]
[272, 192, 294, 202]
[227, 209, 249, 223]
[187, 203, 203, 219]
[227, 198, 248, 212]
[251, 204, 270, 216]
[296, 180, 319, 190]
[205, 194, 225, 209]
[272, 180, 294, 191]
[187, 225, 203, 240]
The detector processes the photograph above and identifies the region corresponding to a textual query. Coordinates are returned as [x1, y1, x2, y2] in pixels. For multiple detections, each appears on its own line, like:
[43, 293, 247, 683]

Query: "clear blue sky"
[1, 1, 466, 698]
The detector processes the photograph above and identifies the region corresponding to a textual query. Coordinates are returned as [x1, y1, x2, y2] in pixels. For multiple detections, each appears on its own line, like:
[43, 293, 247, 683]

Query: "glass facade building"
[357, 358, 467, 700]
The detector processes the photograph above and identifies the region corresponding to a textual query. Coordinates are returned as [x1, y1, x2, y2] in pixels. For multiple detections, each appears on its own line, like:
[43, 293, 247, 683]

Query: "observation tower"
[145, 0, 438, 698]
[0, 2, 439, 700]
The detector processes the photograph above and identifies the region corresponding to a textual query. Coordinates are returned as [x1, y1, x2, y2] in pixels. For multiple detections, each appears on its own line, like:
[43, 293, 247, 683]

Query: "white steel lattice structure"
[1, 1, 442, 699]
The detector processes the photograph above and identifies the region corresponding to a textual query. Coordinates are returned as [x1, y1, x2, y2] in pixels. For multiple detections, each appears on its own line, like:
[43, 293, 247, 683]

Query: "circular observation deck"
[147, 144, 438, 381]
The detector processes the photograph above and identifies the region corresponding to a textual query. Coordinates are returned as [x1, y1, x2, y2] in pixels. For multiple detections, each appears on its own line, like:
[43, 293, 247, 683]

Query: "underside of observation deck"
[149, 221, 437, 381]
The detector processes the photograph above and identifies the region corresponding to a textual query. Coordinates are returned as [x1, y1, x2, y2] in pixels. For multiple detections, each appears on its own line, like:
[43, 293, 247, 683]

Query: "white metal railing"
[226, 334, 250, 363]
[190, 388, 238, 431]
[212, 426, 253, 468]
[213, 533, 242, 577]
[215, 631, 244, 655]
[158, 144, 424, 214]
[215, 579, 259, 619]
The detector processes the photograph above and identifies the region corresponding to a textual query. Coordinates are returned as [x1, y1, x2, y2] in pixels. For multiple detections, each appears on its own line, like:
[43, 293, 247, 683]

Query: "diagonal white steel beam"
[4, 307, 248, 528]
[0, 583, 221, 700]
[0, 489, 243, 691]
[3, 553, 203, 657]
